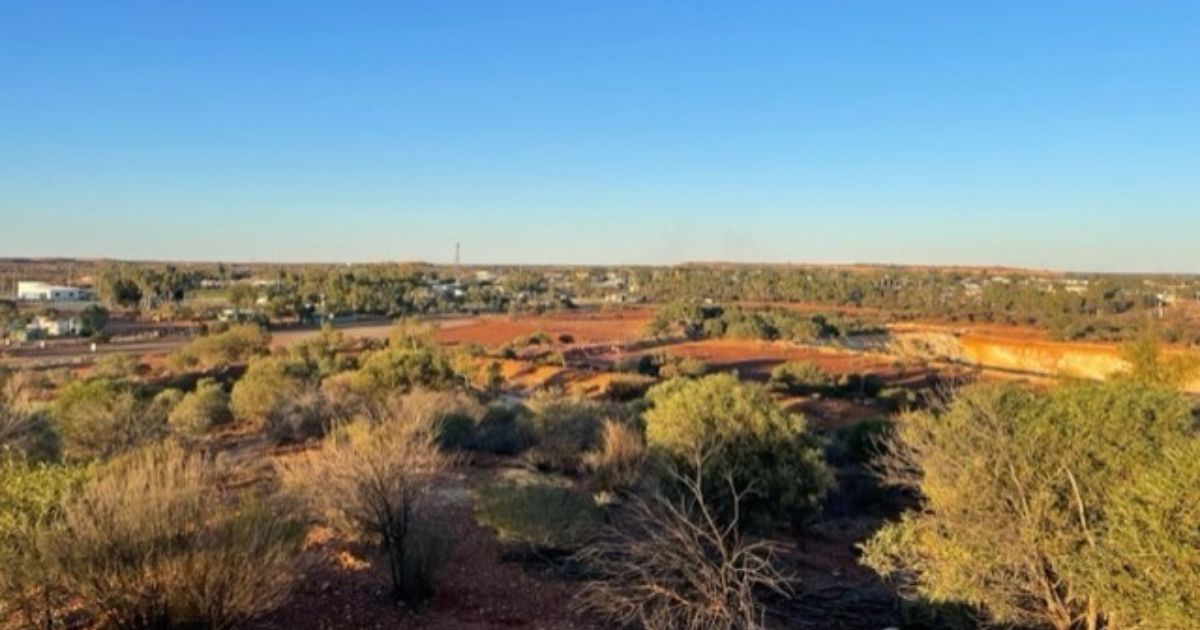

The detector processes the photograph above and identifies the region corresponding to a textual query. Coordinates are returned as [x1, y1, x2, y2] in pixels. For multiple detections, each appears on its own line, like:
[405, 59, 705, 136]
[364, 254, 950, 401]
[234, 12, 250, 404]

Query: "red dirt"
[433, 309, 653, 348]
[652, 339, 895, 378]
[255, 469, 596, 630]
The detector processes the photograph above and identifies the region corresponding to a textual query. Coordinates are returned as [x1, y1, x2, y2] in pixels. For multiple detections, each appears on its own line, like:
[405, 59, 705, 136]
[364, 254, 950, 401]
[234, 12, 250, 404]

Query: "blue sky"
[1, 2, 1197, 271]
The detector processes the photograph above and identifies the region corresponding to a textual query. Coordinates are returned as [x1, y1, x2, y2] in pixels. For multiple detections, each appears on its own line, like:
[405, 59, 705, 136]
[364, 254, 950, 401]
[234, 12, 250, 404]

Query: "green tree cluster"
[863, 379, 1200, 630]
[643, 373, 832, 529]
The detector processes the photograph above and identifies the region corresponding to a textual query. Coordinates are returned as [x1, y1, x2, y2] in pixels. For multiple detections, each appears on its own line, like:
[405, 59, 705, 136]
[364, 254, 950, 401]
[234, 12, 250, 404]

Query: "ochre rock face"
[891, 328, 1200, 393]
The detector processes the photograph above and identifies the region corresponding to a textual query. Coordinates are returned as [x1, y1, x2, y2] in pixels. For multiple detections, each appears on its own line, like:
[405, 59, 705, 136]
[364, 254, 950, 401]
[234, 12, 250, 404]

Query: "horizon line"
[1, 255, 1197, 277]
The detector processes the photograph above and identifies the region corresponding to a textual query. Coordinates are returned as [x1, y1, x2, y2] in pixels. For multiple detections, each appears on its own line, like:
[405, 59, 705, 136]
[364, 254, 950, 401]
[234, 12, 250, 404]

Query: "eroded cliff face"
[888, 327, 1200, 393]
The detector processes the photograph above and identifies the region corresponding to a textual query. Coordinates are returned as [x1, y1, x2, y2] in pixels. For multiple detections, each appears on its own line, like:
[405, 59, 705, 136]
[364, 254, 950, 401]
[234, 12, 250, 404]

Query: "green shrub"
[351, 345, 458, 400]
[467, 405, 534, 455]
[835, 372, 884, 397]
[612, 354, 656, 376]
[168, 378, 233, 439]
[862, 380, 1200, 630]
[877, 386, 919, 412]
[167, 323, 271, 371]
[0, 405, 60, 463]
[230, 355, 310, 428]
[515, 331, 551, 347]
[0, 460, 86, 627]
[769, 361, 833, 394]
[475, 481, 602, 551]
[78, 304, 110, 336]
[89, 353, 142, 380]
[722, 312, 775, 340]
[644, 374, 833, 529]
[50, 379, 168, 462]
[599, 374, 654, 401]
[434, 412, 476, 450]
[658, 356, 709, 379]
[287, 324, 354, 378]
[837, 417, 894, 466]
[525, 399, 606, 473]
[701, 317, 727, 339]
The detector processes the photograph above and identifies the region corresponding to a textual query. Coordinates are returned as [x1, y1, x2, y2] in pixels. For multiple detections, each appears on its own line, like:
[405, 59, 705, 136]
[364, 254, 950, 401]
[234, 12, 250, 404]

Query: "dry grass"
[583, 420, 647, 492]
[50, 444, 306, 629]
[278, 410, 449, 605]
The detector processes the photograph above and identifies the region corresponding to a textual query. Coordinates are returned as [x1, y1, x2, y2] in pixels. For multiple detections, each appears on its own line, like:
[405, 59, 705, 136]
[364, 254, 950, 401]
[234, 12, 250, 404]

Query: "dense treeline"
[93, 263, 519, 319]
[632, 267, 1199, 343]
[648, 301, 884, 343]
[81, 261, 1200, 344]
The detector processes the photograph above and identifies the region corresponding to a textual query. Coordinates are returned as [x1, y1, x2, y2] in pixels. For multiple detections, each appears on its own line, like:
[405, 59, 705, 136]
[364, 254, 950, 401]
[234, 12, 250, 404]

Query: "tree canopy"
[863, 380, 1200, 630]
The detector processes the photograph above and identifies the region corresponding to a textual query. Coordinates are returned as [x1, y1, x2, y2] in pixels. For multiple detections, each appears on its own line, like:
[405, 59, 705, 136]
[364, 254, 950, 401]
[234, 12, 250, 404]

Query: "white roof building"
[26, 315, 83, 337]
[16, 281, 90, 301]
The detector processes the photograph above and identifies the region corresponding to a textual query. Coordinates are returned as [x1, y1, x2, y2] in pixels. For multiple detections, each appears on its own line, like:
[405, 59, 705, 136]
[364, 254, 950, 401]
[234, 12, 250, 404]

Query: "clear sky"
[1, 2, 1197, 272]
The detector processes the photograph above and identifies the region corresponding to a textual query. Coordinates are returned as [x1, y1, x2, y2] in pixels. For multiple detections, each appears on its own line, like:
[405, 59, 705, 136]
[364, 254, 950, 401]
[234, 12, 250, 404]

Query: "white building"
[26, 315, 83, 337]
[17, 281, 90, 301]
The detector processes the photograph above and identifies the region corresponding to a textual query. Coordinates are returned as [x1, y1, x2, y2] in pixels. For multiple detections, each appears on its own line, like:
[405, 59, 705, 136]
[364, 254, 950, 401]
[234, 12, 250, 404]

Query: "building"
[24, 315, 83, 338]
[16, 281, 91, 301]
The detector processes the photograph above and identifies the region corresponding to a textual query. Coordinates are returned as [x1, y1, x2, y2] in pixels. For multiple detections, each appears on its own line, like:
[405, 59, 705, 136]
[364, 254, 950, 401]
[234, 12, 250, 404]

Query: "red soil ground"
[652, 339, 896, 378]
[433, 308, 653, 348]
[255, 468, 597, 630]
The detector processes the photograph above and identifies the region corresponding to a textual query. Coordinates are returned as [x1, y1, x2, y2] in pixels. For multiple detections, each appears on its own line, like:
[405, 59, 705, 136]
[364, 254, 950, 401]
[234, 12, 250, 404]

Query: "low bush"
[169, 378, 233, 439]
[230, 355, 313, 428]
[264, 388, 331, 444]
[89, 353, 142, 380]
[876, 386, 920, 412]
[514, 331, 551, 347]
[402, 525, 453, 604]
[287, 324, 355, 378]
[836, 417, 894, 467]
[280, 417, 448, 605]
[835, 372, 884, 397]
[644, 374, 833, 530]
[584, 420, 647, 493]
[0, 404, 60, 463]
[613, 354, 658, 376]
[381, 388, 483, 429]
[475, 481, 602, 551]
[167, 323, 271, 372]
[466, 405, 534, 455]
[658, 356, 709, 379]
[434, 412, 477, 450]
[769, 361, 833, 395]
[50, 379, 169, 462]
[525, 399, 606, 473]
[350, 345, 459, 402]
[50, 445, 305, 628]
